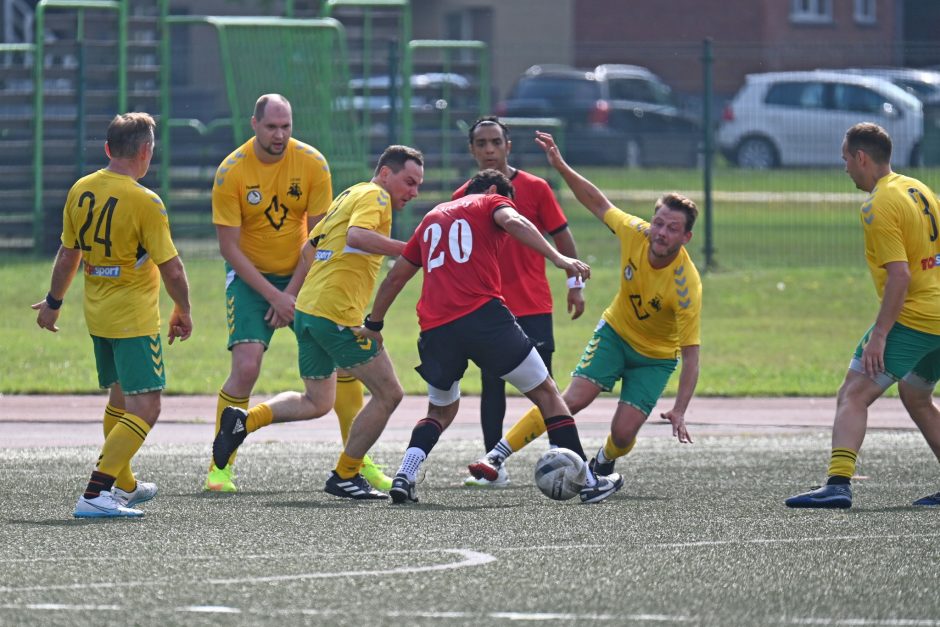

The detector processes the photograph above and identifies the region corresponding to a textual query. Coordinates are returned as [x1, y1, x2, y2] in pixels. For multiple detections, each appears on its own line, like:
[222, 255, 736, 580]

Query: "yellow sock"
[97, 413, 150, 479]
[246, 403, 274, 433]
[104, 404, 137, 492]
[505, 406, 547, 452]
[827, 447, 858, 480]
[335, 451, 363, 479]
[602, 434, 636, 462]
[214, 390, 248, 469]
[334, 376, 364, 445]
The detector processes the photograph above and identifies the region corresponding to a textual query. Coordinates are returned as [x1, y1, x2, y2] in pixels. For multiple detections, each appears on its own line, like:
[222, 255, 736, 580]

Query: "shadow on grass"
[7, 518, 144, 526]
[265, 500, 523, 512]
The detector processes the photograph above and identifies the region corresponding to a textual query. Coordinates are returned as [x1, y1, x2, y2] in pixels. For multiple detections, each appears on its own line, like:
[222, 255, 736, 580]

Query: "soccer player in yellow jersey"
[787, 123, 940, 509]
[205, 93, 391, 492]
[212, 145, 423, 499]
[33, 112, 193, 518]
[468, 131, 701, 490]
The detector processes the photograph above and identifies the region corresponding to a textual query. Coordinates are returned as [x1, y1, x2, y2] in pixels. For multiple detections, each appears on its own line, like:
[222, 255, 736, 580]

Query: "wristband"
[363, 314, 384, 332]
[566, 276, 585, 290]
[45, 293, 63, 310]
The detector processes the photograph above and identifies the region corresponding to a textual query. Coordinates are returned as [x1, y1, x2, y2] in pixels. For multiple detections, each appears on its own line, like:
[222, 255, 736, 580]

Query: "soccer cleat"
[785, 483, 852, 509]
[912, 491, 940, 506]
[213, 407, 249, 470]
[360, 455, 393, 492]
[111, 481, 157, 507]
[463, 464, 510, 488]
[589, 455, 616, 477]
[323, 471, 388, 500]
[467, 453, 504, 482]
[389, 473, 419, 504]
[580, 473, 624, 504]
[204, 464, 237, 493]
[73, 490, 144, 518]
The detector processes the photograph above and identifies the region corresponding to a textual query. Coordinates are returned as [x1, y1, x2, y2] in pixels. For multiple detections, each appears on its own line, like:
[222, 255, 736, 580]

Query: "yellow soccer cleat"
[204, 463, 237, 493]
[360, 454, 393, 492]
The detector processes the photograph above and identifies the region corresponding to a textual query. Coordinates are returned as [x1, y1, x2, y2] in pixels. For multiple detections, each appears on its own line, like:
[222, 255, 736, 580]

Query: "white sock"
[397, 447, 426, 481]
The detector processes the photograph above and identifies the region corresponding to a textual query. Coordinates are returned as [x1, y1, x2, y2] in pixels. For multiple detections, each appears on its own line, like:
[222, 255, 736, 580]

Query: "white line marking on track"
[0, 603, 121, 611]
[178, 606, 241, 614]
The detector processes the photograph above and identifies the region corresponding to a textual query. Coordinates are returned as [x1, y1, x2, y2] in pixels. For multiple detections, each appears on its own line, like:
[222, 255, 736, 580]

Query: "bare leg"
[832, 369, 887, 452]
[343, 351, 404, 458]
[899, 380, 940, 462]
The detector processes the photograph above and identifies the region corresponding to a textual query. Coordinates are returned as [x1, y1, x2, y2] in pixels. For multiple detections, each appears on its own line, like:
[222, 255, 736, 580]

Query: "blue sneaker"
[913, 491, 940, 506]
[785, 484, 852, 509]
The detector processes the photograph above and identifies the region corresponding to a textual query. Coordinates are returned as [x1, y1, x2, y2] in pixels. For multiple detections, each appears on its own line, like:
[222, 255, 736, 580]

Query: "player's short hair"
[468, 116, 510, 144]
[656, 192, 698, 232]
[374, 145, 424, 176]
[845, 122, 892, 165]
[465, 168, 514, 198]
[106, 112, 156, 159]
[253, 93, 291, 122]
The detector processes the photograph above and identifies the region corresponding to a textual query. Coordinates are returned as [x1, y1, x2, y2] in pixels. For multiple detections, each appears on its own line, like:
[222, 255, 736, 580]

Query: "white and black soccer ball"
[534, 447, 587, 501]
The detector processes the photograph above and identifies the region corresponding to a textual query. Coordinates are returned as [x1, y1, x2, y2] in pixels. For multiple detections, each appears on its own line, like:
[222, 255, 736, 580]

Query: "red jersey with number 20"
[402, 193, 515, 331]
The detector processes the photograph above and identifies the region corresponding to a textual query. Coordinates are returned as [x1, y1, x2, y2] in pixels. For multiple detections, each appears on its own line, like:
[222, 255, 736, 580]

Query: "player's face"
[252, 101, 292, 161]
[469, 124, 511, 172]
[382, 160, 424, 209]
[842, 140, 868, 192]
[648, 206, 692, 262]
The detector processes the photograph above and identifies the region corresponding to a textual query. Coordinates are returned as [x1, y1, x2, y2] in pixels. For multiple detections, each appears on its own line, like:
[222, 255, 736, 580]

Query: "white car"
[719, 71, 923, 168]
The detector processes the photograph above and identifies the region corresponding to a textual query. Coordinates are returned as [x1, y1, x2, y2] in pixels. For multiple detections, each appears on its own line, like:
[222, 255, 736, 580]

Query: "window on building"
[854, 0, 876, 24]
[790, 0, 833, 24]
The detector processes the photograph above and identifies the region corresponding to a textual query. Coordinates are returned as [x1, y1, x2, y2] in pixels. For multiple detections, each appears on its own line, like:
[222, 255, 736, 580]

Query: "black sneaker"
[213, 407, 249, 470]
[913, 490, 940, 506]
[580, 473, 623, 504]
[389, 473, 418, 504]
[589, 456, 615, 477]
[323, 471, 389, 500]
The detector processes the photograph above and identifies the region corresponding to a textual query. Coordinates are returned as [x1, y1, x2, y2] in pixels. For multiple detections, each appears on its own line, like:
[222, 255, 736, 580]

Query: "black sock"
[83, 470, 116, 499]
[543, 415, 587, 460]
[408, 417, 444, 455]
[826, 475, 851, 485]
[480, 370, 507, 452]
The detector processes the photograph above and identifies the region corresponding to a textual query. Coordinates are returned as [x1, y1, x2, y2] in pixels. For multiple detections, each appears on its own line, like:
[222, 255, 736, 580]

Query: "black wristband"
[45, 293, 63, 310]
[363, 314, 384, 332]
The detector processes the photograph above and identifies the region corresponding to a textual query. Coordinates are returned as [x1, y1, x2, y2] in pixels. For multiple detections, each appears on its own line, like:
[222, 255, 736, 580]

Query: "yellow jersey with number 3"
[60, 169, 178, 338]
[862, 172, 940, 334]
[212, 137, 332, 276]
[296, 182, 392, 327]
[601, 207, 702, 360]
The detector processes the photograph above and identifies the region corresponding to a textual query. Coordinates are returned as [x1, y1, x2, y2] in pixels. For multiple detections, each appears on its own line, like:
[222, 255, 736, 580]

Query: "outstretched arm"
[551, 227, 585, 320]
[660, 344, 699, 444]
[355, 256, 421, 345]
[494, 207, 590, 281]
[535, 131, 614, 223]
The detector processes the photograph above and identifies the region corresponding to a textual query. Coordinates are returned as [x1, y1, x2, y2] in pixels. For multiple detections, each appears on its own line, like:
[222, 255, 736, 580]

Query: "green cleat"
[360, 454, 393, 492]
[204, 463, 237, 493]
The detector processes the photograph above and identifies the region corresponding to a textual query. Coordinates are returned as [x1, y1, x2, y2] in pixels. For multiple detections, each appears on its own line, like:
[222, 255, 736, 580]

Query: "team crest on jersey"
[649, 295, 662, 312]
[288, 180, 302, 199]
[246, 189, 262, 205]
[624, 260, 637, 281]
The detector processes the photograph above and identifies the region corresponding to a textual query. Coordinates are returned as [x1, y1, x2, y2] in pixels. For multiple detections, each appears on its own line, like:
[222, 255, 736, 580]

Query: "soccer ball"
[534, 448, 587, 501]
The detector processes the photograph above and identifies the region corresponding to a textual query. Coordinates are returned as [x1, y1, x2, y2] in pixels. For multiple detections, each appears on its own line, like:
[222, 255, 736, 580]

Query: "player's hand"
[32, 300, 61, 333]
[168, 308, 193, 344]
[265, 307, 291, 329]
[554, 256, 591, 281]
[267, 291, 296, 326]
[567, 287, 585, 320]
[660, 409, 693, 444]
[861, 329, 887, 377]
[534, 131, 566, 170]
[353, 326, 383, 347]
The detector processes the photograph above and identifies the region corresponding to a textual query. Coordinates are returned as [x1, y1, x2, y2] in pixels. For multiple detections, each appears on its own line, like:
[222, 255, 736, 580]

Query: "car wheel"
[735, 137, 777, 169]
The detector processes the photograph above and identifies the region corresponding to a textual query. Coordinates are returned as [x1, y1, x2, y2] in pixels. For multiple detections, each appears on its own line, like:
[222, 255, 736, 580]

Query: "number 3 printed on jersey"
[424, 219, 472, 271]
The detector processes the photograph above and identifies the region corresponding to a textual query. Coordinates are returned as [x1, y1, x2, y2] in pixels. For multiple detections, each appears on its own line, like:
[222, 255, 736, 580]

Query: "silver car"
[719, 70, 923, 168]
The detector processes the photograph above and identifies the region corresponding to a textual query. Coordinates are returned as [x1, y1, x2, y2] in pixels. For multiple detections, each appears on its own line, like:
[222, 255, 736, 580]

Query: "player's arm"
[32, 245, 82, 333]
[494, 207, 590, 281]
[355, 256, 420, 344]
[346, 226, 406, 257]
[534, 131, 613, 222]
[660, 344, 699, 444]
[158, 255, 193, 344]
[216, 224, 295, 324]
[861, 260, 909, 377]
[551, 227, 585, 320]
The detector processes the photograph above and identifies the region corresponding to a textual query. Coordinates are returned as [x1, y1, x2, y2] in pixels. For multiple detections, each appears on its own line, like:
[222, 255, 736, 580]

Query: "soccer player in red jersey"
[357, 169, 623, 504]
[453, 117, 585, 488]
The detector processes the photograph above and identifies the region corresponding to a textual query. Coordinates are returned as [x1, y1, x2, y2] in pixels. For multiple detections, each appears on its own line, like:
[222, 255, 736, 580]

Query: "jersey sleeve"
[534, 180, 568, 234]
[138, 193, 178, 265]
[676, 265, 702, 347]
[211, 164, 242, 227]
[603, 206, 649, 242]
[306, 153, 333, 219]
[865, 201, 908, 267]
[401, 229, 422, 266]
[347, 188, 389, 231]
[60, 186, 79, 248]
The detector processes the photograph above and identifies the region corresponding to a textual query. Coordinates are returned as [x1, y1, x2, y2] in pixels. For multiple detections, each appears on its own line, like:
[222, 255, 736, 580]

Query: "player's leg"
[391, 398, 461, 504]
[335, 370, 392, 491]
[102, 384, 139, 495]
[900, 350, 940, 505]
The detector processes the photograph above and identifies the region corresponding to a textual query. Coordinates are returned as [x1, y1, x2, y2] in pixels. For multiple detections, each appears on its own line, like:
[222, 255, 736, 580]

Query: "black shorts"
[416, 299, 534, 391]
[517, 313, 554, 354]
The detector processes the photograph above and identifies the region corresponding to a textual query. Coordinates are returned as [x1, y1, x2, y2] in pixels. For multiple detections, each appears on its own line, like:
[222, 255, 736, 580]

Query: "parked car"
[719, 71, 923, 169]
[840, 67, 940, 103]
[495, 64, 700, 167]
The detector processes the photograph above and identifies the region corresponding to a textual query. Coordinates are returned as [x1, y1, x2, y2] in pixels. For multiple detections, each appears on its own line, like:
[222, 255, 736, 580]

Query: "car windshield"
[513, 77, 601, 102]
[608, 78, 674, 105]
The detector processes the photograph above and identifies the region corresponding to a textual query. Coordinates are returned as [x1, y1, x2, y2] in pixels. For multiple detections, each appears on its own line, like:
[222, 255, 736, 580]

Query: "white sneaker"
[463, 464, 510, 488]
[111, 481, 158, 507]
[73, 490, 144, 518]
